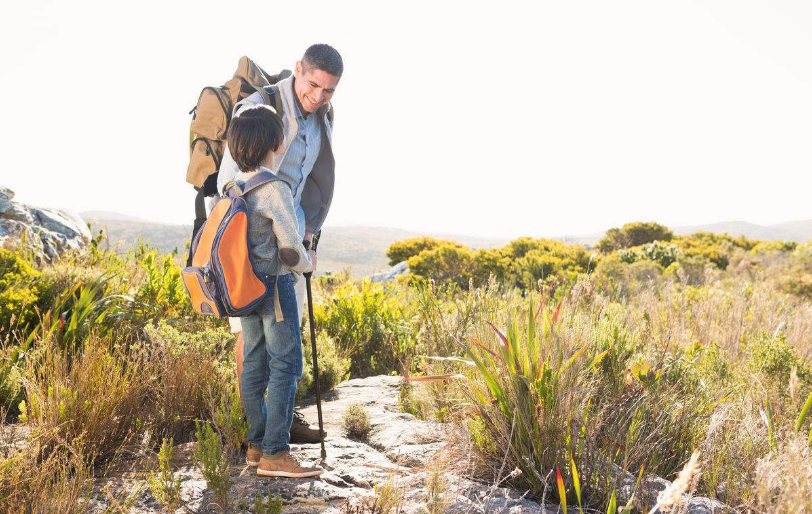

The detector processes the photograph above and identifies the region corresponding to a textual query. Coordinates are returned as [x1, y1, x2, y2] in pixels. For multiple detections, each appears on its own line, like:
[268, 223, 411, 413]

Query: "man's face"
[293, 61, 340, 114]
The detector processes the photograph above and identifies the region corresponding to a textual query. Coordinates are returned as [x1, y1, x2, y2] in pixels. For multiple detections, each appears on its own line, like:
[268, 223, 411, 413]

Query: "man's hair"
[227, 105, 284, 172]
[302, 44, 343, 77]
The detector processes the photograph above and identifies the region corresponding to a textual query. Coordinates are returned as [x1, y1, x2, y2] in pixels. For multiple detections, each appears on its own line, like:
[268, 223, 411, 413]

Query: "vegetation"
[194, 420, 233, 514]
[147, 437, 182, 512]
[1, 222, 812, 511]
[342, 403, 372, 440]
[596, 221, 673, 253]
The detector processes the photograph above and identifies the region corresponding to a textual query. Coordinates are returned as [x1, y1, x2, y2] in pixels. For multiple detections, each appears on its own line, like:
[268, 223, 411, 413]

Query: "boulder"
[370, 261, 408, 283]
[0, 186, 91, 262]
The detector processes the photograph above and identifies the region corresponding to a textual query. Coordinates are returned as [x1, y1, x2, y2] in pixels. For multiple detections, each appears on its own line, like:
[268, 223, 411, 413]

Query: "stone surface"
[88, 376, 553, 513]
[614, 462, 731, 513]
[370, 261, 408, 283]
[88, 375, 730, 514]
[0, 186, 91, 262]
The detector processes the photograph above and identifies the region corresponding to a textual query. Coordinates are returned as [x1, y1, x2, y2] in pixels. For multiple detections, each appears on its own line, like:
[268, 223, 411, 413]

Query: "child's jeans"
[240, 273, 302, 455]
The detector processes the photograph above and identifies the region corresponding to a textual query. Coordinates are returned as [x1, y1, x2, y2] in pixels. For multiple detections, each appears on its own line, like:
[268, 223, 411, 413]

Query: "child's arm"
[265, 182, 313, 274]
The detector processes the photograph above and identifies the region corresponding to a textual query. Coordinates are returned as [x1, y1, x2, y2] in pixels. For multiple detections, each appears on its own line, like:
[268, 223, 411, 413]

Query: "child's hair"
[227, 104, 285, 172]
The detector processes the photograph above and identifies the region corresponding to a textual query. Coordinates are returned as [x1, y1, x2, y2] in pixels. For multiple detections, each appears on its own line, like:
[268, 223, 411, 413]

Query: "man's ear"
[294, 60, 303, 77]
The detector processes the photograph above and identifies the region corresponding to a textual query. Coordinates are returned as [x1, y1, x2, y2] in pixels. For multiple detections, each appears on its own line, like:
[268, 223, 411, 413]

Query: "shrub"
[472, 248, 512, 284]
[597, 222, 673, 253]
[342, 402, 371, 440]
[754, 436, 812, 513]
[594, 254, 662, 295]
[194, 421, 233, 514]
[147, 437, 182, 512]
[504, 238, 593, 289]
[423, 460, 451, 514]
[250, 492, 282, 514]
[144, 322, 228, 442]
[0, 434, 93, 513]
[211, 383, 249, 463]
[671, 231, 756, 270]
[0, 248, 42, 333]
[389, 236, 594, 291]
[315, 279, 415, 377]
[0, 345, 23, 417]
[407, 244, 478, 288]
[751, 240, 797, 254]
[454, 301, 702, 509]
[134, 248, 188, 319]
[618, 241, 682, 268]
[664, 254, 714, 286]
[513, 248, 585, 289]
[386, 237, 461, 266]
[746, 332, 808, 391]
[22, 335, 151, 462]
[298, 331, 350, 401]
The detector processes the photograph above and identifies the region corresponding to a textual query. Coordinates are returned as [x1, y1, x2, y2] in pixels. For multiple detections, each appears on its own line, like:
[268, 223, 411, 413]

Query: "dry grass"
[754, 435, 812, 513]
[0, 424, 93, 513]
[22, 335, 152, 462]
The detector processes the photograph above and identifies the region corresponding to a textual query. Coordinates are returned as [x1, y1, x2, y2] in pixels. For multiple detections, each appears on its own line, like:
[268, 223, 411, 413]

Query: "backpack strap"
[187, 189, 208, 267]
[242, 170, 282, 195]
[223, 170, 281, 199]
[256, 85, 283, 116]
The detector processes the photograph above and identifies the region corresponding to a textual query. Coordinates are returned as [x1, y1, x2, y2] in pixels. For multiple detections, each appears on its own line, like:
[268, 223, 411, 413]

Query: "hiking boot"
[290, 411, 324, 444]
[246, 443, 261, 467]
[257, 450, 323, 478]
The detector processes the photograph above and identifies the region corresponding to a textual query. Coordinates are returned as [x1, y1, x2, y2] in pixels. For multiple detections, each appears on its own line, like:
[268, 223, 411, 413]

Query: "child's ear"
[274, 140, 286, 157]
[260, 148, 276, 169]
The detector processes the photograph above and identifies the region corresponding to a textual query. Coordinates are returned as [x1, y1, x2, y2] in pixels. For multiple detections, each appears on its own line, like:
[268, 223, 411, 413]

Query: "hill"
[559, 219, 812, 246]
[80, 212, 507, 277]
[81, 211, 812, 276]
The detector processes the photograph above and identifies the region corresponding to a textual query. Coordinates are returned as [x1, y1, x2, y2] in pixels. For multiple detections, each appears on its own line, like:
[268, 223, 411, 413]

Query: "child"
[226, 104, 322, 478]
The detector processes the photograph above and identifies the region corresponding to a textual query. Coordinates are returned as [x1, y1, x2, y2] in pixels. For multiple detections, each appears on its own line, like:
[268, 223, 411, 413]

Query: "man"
[217, 44, 341, 446]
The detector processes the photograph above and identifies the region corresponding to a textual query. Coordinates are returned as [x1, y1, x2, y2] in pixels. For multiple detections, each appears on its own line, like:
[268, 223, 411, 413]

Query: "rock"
[87, 376, 731, 513]
[0, 186, 15, 212]
[370, 261, 408, 283]
[0, 186, 91, 262]
[614, 462, 731, 513]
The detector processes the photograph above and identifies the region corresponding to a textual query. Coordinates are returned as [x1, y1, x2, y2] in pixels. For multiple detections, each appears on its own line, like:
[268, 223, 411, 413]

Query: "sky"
[1, 0, 811, 240]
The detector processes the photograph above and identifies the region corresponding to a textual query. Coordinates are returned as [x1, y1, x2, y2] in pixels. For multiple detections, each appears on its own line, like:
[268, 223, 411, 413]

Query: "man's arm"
[216, 91, 266, 195]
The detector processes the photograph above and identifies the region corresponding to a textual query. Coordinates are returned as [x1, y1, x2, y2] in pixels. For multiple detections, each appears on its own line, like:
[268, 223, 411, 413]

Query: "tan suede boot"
[256, 450, 323, 478]
[290, 411, 325, 444]
[245, 443, 262, 467]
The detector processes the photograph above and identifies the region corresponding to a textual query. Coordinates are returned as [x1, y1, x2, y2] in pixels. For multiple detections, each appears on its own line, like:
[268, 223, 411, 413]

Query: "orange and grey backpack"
[182, 171, 283, 318]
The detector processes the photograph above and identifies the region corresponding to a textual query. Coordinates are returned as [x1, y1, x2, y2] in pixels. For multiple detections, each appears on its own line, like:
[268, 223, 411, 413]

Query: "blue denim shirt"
[277, 94, 322, 227]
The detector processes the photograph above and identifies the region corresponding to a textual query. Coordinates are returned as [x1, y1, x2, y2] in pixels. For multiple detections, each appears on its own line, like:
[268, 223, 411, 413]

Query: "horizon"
[3, 1, 812, 240]
[76, 207, 812, 243]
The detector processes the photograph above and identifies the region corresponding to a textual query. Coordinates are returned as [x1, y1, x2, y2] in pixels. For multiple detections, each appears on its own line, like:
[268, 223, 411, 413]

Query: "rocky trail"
[90, 376, 729, 513]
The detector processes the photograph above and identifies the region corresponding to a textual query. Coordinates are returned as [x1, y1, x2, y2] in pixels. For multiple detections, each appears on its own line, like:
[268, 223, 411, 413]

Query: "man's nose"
[312, 90, 324, 103]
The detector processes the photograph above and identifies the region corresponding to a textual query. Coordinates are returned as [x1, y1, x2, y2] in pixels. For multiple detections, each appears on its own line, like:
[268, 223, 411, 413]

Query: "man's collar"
[290, 77, 308, 120]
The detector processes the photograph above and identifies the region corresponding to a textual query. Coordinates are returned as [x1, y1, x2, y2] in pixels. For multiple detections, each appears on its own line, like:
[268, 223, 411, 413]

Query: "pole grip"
[303, 230, 321, 279]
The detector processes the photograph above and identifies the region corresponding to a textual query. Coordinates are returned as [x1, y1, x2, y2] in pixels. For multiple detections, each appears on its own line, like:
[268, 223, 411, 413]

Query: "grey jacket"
[217, 74, 335, 234]
[233, 169, 312, 277]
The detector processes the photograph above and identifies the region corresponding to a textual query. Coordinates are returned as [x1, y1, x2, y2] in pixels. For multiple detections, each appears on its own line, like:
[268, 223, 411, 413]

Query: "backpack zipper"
[191, 138, 222, 170]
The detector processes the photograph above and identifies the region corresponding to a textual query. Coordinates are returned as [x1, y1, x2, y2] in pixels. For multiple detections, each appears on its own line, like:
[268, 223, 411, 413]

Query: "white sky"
[1, 0, 810, 240]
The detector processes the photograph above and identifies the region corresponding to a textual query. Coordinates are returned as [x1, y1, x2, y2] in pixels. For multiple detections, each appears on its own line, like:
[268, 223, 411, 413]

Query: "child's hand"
[308, 250, 318, 273]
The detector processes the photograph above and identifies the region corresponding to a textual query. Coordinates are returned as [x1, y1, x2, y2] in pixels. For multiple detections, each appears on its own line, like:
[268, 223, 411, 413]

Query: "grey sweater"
[234, 168, 312, 277]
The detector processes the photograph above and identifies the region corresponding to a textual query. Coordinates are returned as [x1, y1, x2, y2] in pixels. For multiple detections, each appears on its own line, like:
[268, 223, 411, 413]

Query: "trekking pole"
[304, 231, 327, 460]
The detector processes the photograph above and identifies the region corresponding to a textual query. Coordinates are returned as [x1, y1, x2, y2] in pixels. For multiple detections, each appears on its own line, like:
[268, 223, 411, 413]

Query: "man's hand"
[307, 249, 318, 273]
[304, 229, 314, 247]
